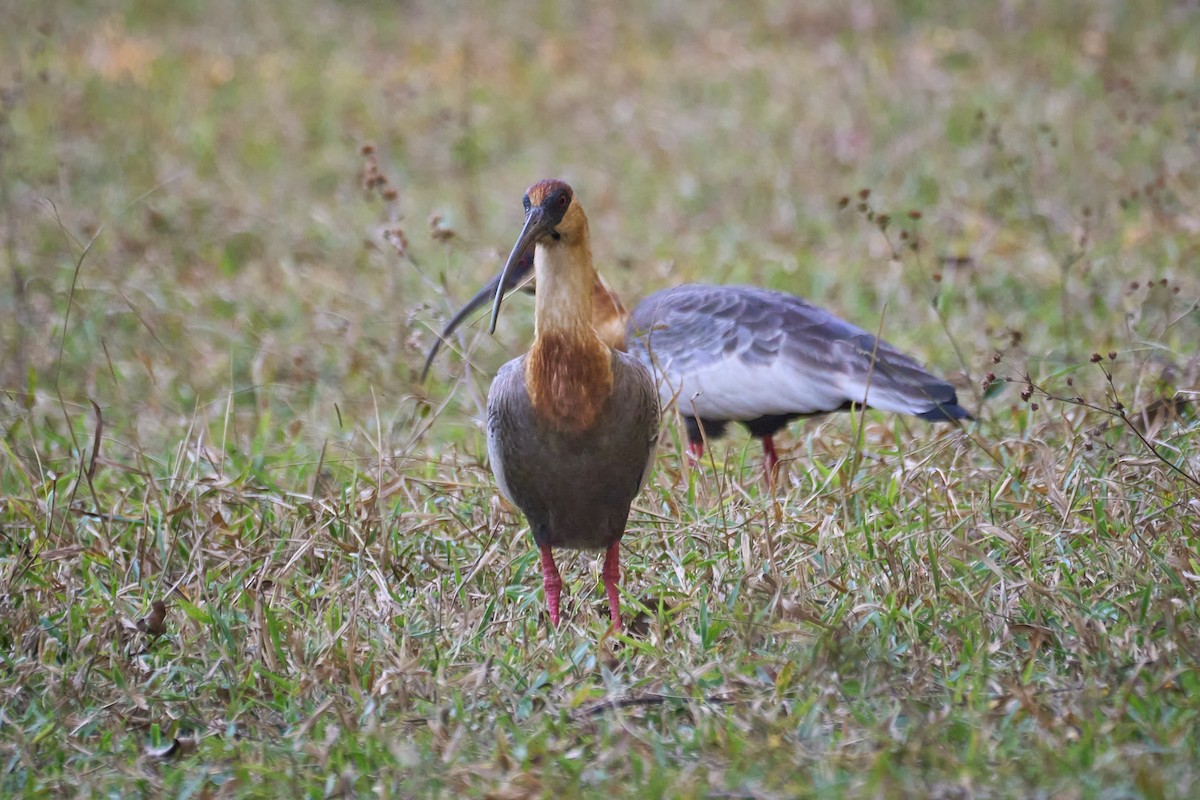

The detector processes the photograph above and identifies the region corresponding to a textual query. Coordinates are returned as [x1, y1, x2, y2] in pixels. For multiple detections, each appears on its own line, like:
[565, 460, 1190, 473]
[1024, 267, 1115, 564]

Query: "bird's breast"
[524, 330, 615, 433]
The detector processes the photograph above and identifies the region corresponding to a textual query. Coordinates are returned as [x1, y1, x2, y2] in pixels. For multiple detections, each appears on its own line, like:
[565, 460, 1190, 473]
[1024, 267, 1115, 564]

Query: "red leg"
[762, 435, 779, 482]
[540, 545, 563, 626]
[602, 541, 622, 631]
[687, 441, 704, 462]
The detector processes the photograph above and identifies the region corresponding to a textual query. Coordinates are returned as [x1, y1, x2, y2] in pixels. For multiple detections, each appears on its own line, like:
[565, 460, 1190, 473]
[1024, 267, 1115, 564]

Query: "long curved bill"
[489, 207, 547, 335]
[419, 249, 536, 382]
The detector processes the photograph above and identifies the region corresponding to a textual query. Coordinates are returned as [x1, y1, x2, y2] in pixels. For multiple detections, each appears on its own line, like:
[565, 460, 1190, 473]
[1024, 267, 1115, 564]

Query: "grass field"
[2, 1, 1200, 796]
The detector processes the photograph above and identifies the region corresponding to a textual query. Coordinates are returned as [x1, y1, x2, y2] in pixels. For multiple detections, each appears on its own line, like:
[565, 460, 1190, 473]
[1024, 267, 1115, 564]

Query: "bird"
[625, 283, 972, 474]
[424, 255, 971, 477]
[480, 179, 659, 631]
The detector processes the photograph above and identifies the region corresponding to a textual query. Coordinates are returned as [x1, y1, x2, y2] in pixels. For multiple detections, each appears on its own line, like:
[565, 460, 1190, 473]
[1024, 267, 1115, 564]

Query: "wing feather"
[627, 284, 967, 422]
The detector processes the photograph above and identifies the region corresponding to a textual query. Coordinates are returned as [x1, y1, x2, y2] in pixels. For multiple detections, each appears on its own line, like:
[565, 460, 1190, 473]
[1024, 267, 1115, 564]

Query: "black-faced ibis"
[481, 179, 659, 631]
[425, 259, 970, 477]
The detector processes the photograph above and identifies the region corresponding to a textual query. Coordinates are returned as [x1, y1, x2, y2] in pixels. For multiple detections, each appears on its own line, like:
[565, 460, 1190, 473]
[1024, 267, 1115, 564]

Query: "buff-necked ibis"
[481, 179, 659, 631]
[425, 255, 969, 476]
[625, 283, 972, 472]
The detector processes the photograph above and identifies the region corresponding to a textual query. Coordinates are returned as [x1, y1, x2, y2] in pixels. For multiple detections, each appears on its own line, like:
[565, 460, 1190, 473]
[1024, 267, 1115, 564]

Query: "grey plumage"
[486, 349, 659, 552]
[627, 284, 970, 438]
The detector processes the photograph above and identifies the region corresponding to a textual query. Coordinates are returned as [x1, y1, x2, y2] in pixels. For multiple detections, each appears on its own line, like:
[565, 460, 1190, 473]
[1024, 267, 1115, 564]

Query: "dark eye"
[557, 192, 569, 209]
[522, 195, 531, 212]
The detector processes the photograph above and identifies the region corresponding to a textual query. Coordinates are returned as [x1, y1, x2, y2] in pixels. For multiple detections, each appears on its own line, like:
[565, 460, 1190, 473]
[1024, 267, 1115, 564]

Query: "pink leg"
[687, 441, 704, 462]
[540, 545, 563, 626]
[602, 541, 622, 631]
[762, 435, 780, 482]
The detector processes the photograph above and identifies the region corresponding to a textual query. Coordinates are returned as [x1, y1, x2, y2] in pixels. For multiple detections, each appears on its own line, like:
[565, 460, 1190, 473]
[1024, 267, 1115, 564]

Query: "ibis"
[425, 251, 970, 476]
[480, 179, 659, 631]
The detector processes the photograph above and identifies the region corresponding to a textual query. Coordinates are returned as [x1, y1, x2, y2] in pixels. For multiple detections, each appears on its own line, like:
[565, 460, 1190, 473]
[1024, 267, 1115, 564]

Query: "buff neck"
[524, 225, 615, 432]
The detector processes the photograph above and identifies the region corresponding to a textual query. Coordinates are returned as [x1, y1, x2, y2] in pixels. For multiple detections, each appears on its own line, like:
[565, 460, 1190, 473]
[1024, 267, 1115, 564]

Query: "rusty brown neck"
[591, 274, 629, 351]
[524, 224, 614, 433]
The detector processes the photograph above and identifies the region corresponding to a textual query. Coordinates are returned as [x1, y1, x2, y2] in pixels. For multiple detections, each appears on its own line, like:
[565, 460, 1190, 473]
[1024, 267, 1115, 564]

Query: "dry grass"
[2, 1, 1199, 797]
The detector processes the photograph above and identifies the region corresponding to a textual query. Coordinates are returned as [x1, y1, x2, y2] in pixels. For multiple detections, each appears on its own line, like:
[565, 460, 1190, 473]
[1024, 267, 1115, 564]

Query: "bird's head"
[490, 179, 587, 333]
[520, 179, 586, 244]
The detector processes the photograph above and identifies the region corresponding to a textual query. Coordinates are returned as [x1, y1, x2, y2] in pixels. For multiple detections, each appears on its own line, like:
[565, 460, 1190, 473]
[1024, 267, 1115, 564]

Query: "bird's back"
[627, 284, 968, 422]
[486, 350, 659, 551]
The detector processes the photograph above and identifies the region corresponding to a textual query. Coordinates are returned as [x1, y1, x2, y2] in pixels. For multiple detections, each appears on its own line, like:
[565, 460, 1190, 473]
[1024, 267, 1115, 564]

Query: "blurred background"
[2, 0, 1197, 478]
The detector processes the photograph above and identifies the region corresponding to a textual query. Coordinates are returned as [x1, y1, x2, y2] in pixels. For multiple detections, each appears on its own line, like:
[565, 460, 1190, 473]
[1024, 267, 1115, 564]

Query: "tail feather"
[913, 401, 973, 422]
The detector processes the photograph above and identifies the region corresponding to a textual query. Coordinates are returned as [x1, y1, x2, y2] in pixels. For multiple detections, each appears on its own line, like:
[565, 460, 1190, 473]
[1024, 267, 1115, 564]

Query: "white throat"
[533, 241, 596, 335]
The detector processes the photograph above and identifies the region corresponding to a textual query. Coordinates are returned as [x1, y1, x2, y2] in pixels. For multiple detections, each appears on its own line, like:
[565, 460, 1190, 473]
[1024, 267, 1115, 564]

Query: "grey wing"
[486, 357, 530, 506]
[627, 284, 967, 421]
[610, 350, 661, 496]
[627, 285, 758, 417]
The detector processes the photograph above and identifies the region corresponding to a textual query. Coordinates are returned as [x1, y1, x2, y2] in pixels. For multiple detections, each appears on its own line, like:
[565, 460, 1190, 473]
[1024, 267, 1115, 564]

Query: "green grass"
[2, 1, 1199, 796]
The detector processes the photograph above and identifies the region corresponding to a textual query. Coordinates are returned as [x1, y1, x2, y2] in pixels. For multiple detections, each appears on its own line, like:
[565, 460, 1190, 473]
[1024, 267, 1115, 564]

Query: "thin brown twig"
[571, 691, 737, 720]
[1018, 364, 1200, 489]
